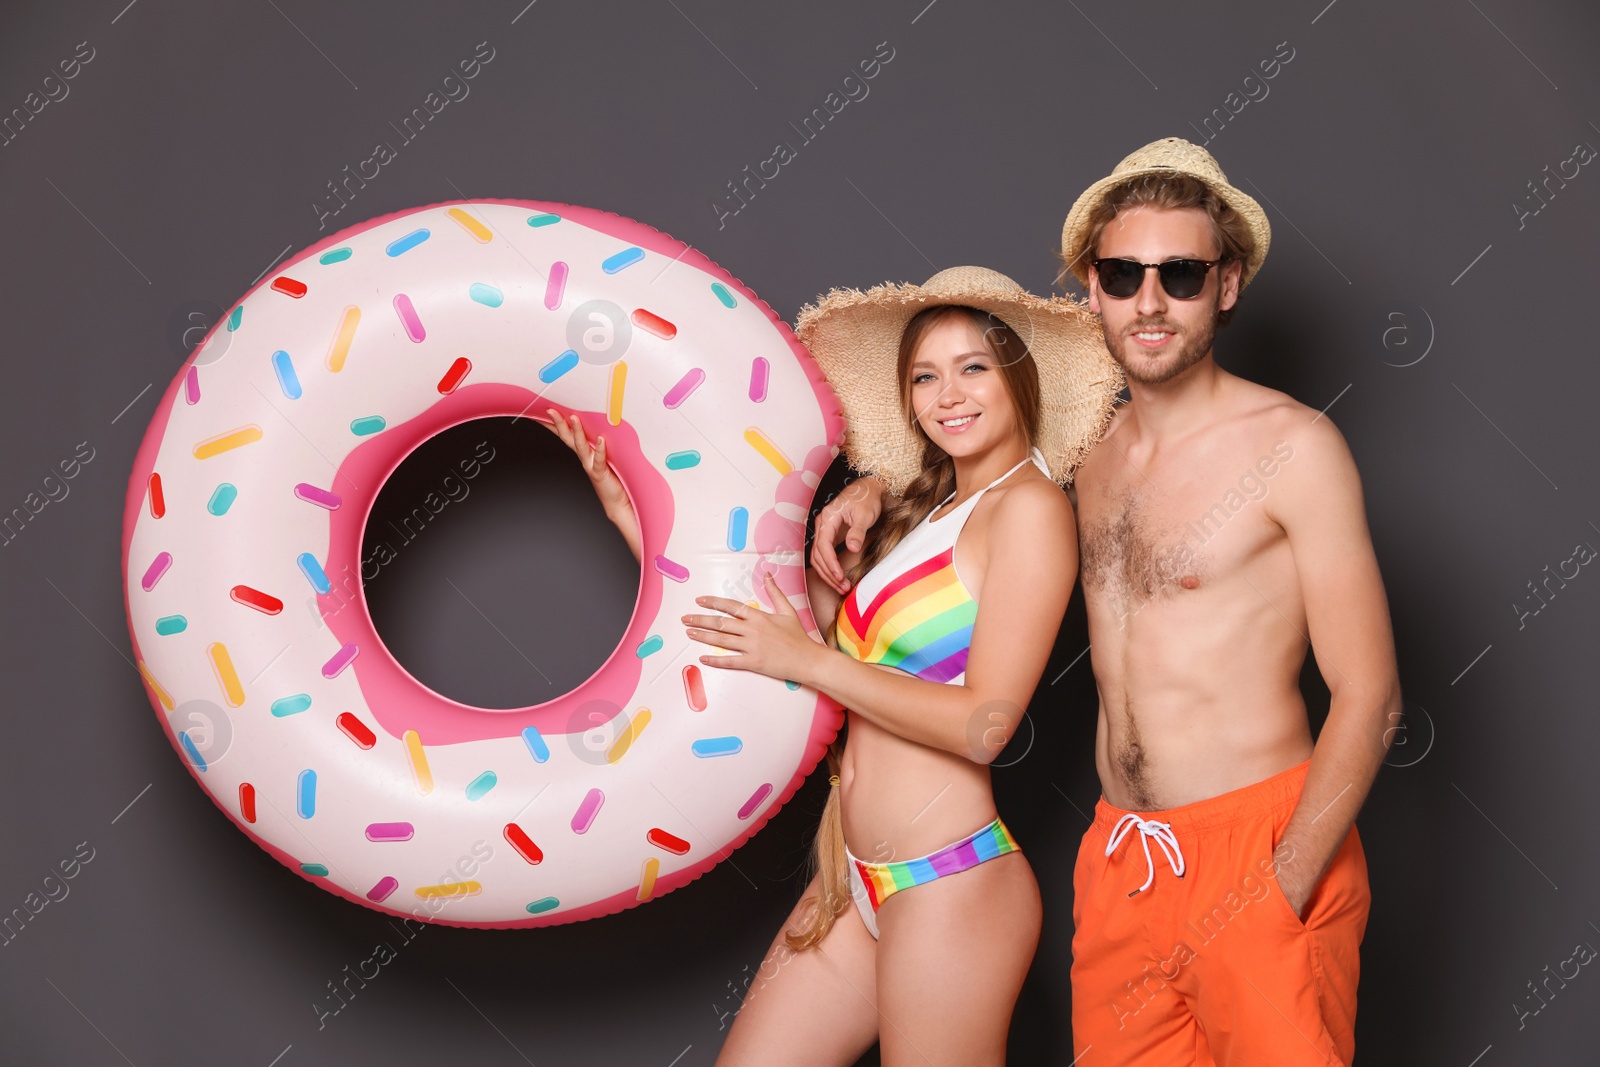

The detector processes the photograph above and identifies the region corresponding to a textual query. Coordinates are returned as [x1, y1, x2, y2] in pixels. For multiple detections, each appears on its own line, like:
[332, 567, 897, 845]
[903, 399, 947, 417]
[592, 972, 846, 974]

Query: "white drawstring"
[1104, 813, 1186, 896]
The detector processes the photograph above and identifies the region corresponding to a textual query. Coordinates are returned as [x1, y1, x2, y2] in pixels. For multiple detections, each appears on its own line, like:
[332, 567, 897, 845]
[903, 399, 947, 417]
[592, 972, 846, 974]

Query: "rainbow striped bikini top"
[834, 448, 1049, 686]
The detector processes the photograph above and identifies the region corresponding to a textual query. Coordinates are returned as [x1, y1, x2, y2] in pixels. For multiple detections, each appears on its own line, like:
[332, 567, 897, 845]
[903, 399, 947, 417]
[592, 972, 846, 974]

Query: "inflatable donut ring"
[121, 200, 846, 928]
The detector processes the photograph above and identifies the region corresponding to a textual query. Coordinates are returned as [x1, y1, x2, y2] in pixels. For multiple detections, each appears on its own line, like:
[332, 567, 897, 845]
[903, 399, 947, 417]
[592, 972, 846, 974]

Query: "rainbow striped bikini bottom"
[845, 817, 1021, 940]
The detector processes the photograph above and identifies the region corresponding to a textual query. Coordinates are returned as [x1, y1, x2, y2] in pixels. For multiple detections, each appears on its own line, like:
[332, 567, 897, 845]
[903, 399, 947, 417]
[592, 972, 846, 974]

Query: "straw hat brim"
[794, 267, 1123, 498]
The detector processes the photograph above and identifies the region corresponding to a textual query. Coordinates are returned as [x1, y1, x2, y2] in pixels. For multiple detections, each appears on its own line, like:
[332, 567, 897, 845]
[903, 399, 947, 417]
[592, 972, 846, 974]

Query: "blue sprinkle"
[179, 730, 207, 772]
[226, 306, 242, 331]
[465, 771, 498, 801]
[386, 228, 431, 256]
[784, 679, 801, 690]
[526, 896, 560, 914]
[711, 282, 737, 308]
[300, 863, 330, 876]
[207, 483, 237, 516]
[539, 350, 579, 383]
[155, 615, 187, 636]
[691, 736, 743, 758]
[350, 415, 386, 436]
[601, 247, 644, 273]
[297, 769, 316, 818]
[727, 507, 749, 551]
[521, 725, 550, 764]
[665, 450, 701, 470]
[297, 552, 331, 594]
[319, 247, 352, 265]
[526, 213, 561, 227]
[272, 350, 302, 399]
[636, 634, 664, 658]
[271, 694, 312, 718]
[469, 282, 504, 307]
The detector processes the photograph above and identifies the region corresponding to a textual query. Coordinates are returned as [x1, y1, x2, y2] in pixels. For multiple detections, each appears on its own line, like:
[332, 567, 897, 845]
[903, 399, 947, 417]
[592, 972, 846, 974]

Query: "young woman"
[548, 266, 1120, 1065]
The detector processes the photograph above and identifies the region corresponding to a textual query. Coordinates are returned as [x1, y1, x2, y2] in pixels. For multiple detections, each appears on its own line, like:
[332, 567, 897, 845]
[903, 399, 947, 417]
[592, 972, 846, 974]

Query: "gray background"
[2, 0, 1597, 1063]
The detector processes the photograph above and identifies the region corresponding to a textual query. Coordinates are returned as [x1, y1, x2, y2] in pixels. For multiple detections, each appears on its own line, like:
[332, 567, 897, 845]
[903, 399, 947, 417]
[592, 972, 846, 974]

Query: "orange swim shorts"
[1070, 759, 1370, 1065]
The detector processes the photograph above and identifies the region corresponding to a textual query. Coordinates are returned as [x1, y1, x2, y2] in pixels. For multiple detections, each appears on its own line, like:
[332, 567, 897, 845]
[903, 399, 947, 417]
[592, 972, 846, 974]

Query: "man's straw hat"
[794, 265, 1123, 497]
[1061, 137, 1272, 290]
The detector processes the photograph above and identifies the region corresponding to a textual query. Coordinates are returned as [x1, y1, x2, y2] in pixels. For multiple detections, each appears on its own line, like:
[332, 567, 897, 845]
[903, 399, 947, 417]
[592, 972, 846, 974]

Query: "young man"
[808, 137, 1400, 1065]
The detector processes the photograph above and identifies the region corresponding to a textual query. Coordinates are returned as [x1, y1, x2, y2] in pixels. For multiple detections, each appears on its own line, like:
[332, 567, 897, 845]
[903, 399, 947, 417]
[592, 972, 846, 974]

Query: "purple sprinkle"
[294, 483, 342, 510]
[367, 876, 399, 902]
[184, 366, 201, 405]
[738, 782, 773, 820]
[654, 554, 690, 583]
[663, 367, 706, 409]
[748, 357, 769, 402]
[141, 551, 173, 592]
[365, 822, 415, 842]
[322, 642, 359, 678]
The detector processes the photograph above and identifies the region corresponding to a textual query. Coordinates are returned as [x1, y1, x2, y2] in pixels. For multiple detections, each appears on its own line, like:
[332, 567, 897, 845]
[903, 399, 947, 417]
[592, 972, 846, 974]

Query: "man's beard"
[1103, 301, 1218, 386]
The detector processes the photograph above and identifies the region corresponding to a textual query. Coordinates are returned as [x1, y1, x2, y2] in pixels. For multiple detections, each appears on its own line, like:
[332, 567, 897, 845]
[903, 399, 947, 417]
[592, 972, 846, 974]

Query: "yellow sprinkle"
[637, 857, 659, 901]
[325, 305, 360, 372]
[206, 642, 245, 707]
[193, 425, 264, 460]
[404, 729, 433, 795]
[446, 207, 493, 243]
[136, 660, 174, 711]
[606, 706, 652, 764]
[744, 426, 792, 475]
[414, 880, 483, 899]
[607, 360, 627, 426]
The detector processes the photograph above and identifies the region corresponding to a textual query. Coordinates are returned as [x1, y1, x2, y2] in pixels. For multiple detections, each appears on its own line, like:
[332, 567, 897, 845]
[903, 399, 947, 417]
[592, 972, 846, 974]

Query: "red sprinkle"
[271, 276, 307, 298]
[504, 823, 543, 865]
[148, 472, 165, 518]
[336, 712, 376, 749]
[230, 585, 283, 615]
[646, 828, 690, 855]
[631, 308, 677, 339]
[682, 664, 707, 711]
[239, 783, 256, 823]
[437, 356, 472, 394]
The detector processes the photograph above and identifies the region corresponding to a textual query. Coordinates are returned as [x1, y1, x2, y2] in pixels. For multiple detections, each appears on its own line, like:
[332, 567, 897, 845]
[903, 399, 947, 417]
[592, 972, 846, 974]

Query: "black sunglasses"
[1092, 258, 1220, 300]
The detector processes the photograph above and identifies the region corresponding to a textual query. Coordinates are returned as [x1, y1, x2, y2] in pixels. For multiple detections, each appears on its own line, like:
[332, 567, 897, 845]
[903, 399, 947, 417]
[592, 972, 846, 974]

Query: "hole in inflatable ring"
[360, 416, 640, 710]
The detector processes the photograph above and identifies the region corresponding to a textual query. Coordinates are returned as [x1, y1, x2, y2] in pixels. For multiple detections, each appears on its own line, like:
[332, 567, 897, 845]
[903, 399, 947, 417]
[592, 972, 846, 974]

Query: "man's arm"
[1267, 415, 1402, 916]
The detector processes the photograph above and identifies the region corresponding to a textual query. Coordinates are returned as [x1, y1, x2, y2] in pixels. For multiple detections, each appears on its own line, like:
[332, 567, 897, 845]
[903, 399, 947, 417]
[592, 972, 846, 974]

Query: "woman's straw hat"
[1060, 137, 1272, 290]
[794, 265, 1123, 497]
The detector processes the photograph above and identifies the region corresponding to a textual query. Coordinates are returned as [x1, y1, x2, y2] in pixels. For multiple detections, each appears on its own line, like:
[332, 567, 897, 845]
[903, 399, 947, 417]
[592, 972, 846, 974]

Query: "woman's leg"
[716, 870, 883, 1066]
[873, 850, 1043, 1067]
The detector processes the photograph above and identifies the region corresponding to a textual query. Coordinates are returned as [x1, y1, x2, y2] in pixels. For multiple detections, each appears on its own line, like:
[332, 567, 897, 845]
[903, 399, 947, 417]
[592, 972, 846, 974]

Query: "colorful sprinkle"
[184, 366, 200, 405]
[601, 247, 644, 273]
[504, 823, 543, 865]
[415, 881, 481, 899]
[350, 415, 386, 436]
[300, 863, 329, 877]
[272, 350, 302, 399]
[692, 736, 743, 758]
[207, 642, 245, 707]
[526, 212, 560, 227]
[155, 614, 187, 636]
[366, 876, 398, 903]
[632, 309, 677, 340]
[193, 425, 263, 459]
[297, 552, 331, 594]
[207, 483, 237, 515]
[405, 729, 432, 794]
[141, 551, 173, 591]
[239, 782, 257, 822]
[179, 730, 206, 771]
[606, 707, 651, 764]
[571, 788, 604, 833]
[271, 276, 307, 298]
[393, 293, 425, 341]
[749, 357, 770, 402]
[662, 367, 704, 408]
[520, 725, 549, 764]
[322, 642, 359, 678]
[785, 679, 801, 690]
[230, 585, 284, 615]
[727, 507, 748, 551]
[647, 828, 691, 855]
[525, 896, 560, 914]
[465, 771, 498, 801]
[386, 228, 431, 256]
[296, 769, 316, 818]
[447, 208, 492, 242]
[654, 554, 689, 583]
[607, 360, 626, 426]
[366, 822, 415, 842]
[738, 783, 773, 820]
[683, 665, 707, 712]
[468, 282, 503, 307]
[293, 483, 342, 510]
[545, 261, 568, 310]
[137, 660, 174, 711]
[319, 247, 352, 265]
[326, 305, 360, 372]
[711, 281, 737, 308]
[438, 356, 472, 393]
[744, 426, 793, 475]
[637, 857, 660, 901]
[664, 450, 700, 470]
[539, 349, 579, 383]
[226, 306, 243, 330]
[145, 472, 165, 518]
[635, 634, 663, 657]
[270, 693, 312, 718]
[336, 712, 376, 749]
